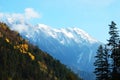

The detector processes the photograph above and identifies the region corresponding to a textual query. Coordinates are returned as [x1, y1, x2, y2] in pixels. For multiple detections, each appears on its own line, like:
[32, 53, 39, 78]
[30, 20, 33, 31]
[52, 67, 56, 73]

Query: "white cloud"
[0, 8, 41, 22]
[3, 13, 25, 23]
[12, 24, 29, 33]
[0, 8, 41, 33]
[25, 8, 40, 19]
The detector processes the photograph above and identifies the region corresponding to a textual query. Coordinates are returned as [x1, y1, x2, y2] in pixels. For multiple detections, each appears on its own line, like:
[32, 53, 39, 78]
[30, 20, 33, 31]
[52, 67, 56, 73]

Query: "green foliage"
[94, 21, 120, 80]
[107, 21, 119, 48]
[94, 45, 110, 80]
[0, 22, 81, 80]
[107, 21, 120, 80]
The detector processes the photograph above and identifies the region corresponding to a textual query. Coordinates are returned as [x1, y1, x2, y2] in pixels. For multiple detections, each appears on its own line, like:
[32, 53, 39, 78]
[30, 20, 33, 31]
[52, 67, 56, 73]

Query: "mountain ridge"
[1, 18, 100, 80]
[32, 23, 98, 44]
[0, 22, 81, 80]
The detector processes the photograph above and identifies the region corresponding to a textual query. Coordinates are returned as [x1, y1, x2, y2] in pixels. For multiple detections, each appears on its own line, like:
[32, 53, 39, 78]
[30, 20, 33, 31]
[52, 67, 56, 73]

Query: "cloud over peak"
[25, 8, 40, 20]
[0, 8, 41, 33]
[0, 8, 41, 23]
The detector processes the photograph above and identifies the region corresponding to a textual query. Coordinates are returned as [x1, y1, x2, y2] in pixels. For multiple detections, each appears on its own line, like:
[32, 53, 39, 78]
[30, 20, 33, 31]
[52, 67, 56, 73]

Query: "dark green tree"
[104, 45, 111, 79]
[107, 21, 119, 47]
[118, 41, 120, 72]
[94, 45, 110, 80]
[107, 21, 120, 80]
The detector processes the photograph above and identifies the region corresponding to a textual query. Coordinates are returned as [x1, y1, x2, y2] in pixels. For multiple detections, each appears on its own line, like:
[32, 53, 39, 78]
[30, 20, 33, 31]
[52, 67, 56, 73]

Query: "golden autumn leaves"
[5, 37, 35, 60]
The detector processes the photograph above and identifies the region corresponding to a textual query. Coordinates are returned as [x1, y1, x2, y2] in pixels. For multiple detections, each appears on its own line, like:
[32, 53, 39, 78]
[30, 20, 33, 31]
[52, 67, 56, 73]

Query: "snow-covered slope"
[25, 24, 99, 69]
[1, 19, 100, 80]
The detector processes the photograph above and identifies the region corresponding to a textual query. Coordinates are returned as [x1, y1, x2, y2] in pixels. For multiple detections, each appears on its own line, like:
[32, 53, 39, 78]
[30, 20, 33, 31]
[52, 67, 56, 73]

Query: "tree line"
[94, 21, 120, 80]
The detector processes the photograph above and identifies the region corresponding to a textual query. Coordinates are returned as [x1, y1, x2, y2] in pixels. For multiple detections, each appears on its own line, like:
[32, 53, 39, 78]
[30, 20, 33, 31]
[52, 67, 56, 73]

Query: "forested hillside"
[0, 22, 81, 80]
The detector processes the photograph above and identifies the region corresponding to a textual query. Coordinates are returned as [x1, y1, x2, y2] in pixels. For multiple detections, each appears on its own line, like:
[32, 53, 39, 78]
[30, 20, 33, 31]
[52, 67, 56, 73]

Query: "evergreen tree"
[104, 45, 111, 79]
[107, 21, 120, 80]
[94, 45, 110, 80]
[107, 21, 119, 47]
[118, 41, 120, 72]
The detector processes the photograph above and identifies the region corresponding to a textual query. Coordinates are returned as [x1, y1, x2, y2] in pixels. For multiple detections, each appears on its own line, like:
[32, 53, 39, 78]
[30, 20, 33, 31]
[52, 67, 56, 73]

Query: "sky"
[0, 0, 120, 43]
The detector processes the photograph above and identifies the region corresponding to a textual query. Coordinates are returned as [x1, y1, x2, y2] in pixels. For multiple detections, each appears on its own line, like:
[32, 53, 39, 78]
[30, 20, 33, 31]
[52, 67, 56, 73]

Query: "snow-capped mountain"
[1, 19, 100, 80]
[33, 24, 99, 71]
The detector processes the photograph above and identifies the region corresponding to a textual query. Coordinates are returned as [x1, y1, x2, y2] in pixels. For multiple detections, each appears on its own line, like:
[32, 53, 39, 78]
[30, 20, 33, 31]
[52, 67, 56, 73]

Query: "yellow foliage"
[28, 52, 35, 60]
[22, 44, 28, 51]
[20, 49, 27, 54]
[14, 44, 35, 60]
[14, 44, 28, 54]
[6, 38, 10, 43]
[1, 25, 7, 30]
[38, 61, 48, 73]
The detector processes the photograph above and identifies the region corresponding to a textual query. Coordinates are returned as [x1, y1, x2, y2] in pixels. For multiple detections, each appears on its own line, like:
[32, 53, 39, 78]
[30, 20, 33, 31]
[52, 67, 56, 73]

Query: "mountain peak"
[73, 27, 98, 43]
[1, 18, 98, 44]
[37, 24, 51, 30]
[34, 24, 98, 44]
